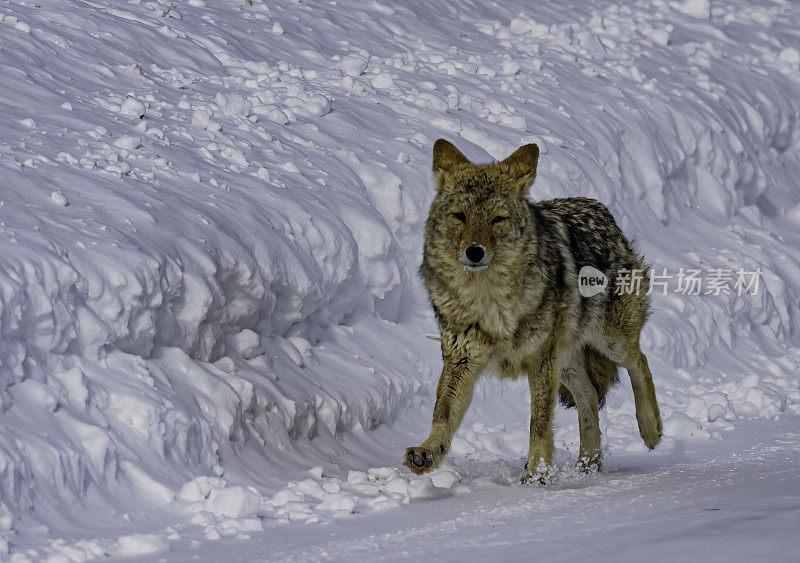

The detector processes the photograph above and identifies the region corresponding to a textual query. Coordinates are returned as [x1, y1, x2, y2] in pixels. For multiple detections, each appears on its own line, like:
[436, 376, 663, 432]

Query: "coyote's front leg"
[522, 348, 558, 484]
[404, 331, 487, 474]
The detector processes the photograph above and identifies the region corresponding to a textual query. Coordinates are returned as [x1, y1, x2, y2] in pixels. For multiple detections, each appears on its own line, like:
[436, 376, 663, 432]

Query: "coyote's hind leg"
[602, 290, 662, 450]
[625, 350, 661, 449]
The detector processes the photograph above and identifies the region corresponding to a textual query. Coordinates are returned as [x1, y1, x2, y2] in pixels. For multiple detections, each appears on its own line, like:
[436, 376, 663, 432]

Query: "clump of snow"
[673, 0, 711, 19]
[263, 464, 465, 523]
[112, 135, 141, 150]
[109, 533, 169, 557]
[49, 191, 69, 206]
[779, 47, 800, 67]
[177, 477, 263, 540]
[339, 55, 368, 77]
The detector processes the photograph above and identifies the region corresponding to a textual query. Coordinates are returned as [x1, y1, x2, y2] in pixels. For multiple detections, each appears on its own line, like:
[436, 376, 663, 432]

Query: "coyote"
[404, 140, 662, 483]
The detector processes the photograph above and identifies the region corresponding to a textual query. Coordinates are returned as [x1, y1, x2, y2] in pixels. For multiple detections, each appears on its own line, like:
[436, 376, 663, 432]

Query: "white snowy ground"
[0, 0, 799, 560]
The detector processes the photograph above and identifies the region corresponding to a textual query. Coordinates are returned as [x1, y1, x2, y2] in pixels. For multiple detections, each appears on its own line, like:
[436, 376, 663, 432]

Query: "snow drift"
[0, 0, 799, 558]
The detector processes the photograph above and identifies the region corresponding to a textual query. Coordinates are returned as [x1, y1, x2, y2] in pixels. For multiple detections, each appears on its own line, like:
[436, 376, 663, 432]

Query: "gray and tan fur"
[404, 140, 662, 482]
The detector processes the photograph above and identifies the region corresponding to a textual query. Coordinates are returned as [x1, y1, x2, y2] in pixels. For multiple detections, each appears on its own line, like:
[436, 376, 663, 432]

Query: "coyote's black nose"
[465, 245, 484, 263]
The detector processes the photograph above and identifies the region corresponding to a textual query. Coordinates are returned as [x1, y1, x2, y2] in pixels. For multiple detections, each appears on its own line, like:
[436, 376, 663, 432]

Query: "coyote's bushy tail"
[558, 346, 619, 409]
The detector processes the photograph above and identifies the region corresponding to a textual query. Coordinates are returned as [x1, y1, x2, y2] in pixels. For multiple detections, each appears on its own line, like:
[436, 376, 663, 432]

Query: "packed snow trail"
[151, 414, 800, 562]
[0, 0, 799, 559]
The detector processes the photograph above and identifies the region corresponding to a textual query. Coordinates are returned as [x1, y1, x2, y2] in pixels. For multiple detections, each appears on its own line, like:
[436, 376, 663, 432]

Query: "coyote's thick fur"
[404, 140, 662, 482]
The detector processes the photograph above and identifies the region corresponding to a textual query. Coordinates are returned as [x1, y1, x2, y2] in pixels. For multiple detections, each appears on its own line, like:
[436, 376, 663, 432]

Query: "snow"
[0, 0, 799, 559]
[673, 0, 711, 20]
[237, 417, 800, 562]
[109, 534, 169, 558]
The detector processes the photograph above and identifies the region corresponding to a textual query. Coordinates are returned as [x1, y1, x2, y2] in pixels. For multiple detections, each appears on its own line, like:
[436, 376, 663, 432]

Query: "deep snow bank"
[0, 0, 799, 555]
[1, 0, 436, 526]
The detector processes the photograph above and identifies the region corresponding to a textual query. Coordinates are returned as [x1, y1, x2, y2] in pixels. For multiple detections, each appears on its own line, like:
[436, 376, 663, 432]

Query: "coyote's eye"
[491, 216, 508, 224]
[451, 212, 466, 222]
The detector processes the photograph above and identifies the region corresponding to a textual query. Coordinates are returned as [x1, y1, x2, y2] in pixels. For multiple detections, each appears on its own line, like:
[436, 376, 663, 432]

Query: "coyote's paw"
[403, 444, 444, 475]
[638, 411, 663, 450]
[521, 458, 554, 485]
[575, 453, 602, 473]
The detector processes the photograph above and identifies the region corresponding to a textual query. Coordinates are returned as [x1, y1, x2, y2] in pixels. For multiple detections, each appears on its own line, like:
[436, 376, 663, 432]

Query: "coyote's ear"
[432, 139, 471, 187]
[501, 143, 539, 194]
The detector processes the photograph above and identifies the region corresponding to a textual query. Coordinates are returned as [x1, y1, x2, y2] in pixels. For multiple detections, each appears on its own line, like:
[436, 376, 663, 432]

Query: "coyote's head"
[424, 139, 539, 273]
